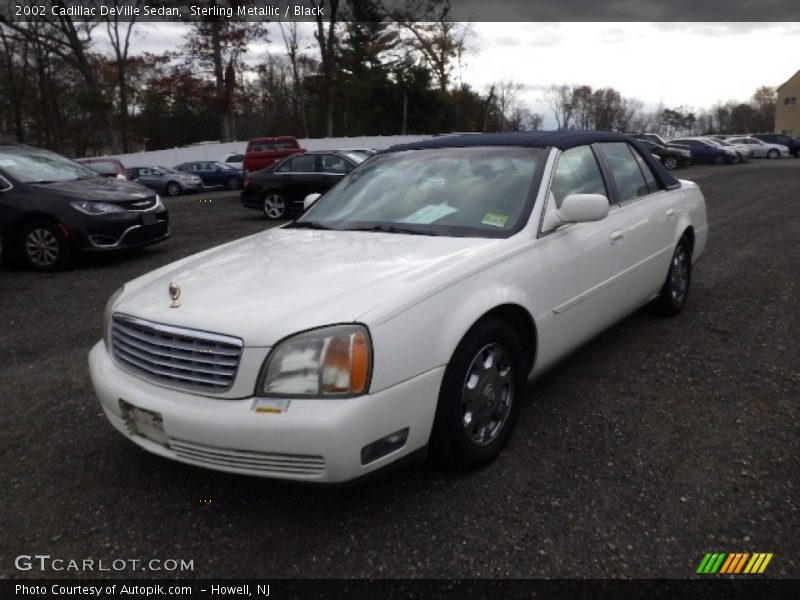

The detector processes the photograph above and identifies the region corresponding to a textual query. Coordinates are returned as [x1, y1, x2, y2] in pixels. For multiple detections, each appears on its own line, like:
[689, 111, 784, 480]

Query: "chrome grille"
[170, 439, 325, 476]
[111, 314, 243, 392]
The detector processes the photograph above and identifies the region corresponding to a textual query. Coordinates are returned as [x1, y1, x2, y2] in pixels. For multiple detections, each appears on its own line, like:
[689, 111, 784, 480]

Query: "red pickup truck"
[242, 136, 304, 174]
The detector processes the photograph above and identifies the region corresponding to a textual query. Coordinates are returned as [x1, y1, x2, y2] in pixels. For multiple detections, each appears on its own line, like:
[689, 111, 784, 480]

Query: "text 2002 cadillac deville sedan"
[89, 132, 707, 483]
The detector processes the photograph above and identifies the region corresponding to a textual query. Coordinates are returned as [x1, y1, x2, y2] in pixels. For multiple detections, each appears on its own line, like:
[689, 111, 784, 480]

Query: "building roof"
[777, 69, 800, 92]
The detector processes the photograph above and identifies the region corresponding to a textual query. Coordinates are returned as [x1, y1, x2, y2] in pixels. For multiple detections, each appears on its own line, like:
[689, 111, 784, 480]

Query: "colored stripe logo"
[696, 552, 773, 574]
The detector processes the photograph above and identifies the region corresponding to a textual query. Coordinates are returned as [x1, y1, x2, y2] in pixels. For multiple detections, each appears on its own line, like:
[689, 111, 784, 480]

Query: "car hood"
[115, 228, 501, 346]
[32, 177, 154, 202]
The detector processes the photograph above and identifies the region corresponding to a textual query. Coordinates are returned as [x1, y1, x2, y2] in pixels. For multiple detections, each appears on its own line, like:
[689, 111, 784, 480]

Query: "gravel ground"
[0, 160, 797, 579]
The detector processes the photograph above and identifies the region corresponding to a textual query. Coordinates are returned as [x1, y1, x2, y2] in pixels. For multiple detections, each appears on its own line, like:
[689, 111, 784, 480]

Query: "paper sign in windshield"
[482, 213, 508, 227]
[401, 204, 458, 224]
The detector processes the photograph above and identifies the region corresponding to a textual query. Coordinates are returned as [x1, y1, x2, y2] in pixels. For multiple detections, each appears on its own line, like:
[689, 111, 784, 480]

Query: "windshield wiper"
[347, 224, 437, 236]
[286, 221, 335, 230]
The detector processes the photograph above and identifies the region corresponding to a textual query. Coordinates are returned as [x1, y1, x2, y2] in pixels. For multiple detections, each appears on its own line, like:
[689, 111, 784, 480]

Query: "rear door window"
[599, 142, 650, 203]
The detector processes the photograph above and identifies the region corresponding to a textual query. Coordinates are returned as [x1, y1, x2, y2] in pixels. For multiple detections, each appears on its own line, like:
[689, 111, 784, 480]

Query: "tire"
[767, 149, 779, 159]
[654, 237, 692, 316]
[165, 181, 181, 197]
[262, 192, 287, 220]
[20, 219, 71, 272]
[430, 316, 525, 470]
[227, 176, 241, 190]
[712, 154, 725, 166]
[662, 156, 679, 170]
[731, 153, 741, 165]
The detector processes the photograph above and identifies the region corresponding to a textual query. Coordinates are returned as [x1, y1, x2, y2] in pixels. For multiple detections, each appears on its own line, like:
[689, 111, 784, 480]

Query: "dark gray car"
[127, 166, 203, 197]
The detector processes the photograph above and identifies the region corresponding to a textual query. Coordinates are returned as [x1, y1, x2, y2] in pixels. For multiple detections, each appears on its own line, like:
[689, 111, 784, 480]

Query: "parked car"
[127, 166, 203, 197]
[88, 131, 707, 483]
[706, 138, 752, 162]
[173, 161, 243, 189]
[634, 133, 691, 152]
[753, 133, 800, 157]
[671, 138, 739, 165]
[77, 157, 129, 180]
[635, 139, 691, 170]
[241, 151, 365, 219]
[221, 152, 244, 170]
[724, 136, 789, 159]
[0, 144, 168, 271]
[243, 136, 304, 174]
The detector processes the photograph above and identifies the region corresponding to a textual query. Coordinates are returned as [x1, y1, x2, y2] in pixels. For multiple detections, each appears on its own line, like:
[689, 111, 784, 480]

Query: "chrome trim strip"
[114, 314, 243, 348]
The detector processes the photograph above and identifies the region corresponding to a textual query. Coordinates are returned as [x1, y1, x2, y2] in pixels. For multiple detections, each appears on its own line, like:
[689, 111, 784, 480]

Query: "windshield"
[293, 146, 547, 238]
[0, 148, 100, 183]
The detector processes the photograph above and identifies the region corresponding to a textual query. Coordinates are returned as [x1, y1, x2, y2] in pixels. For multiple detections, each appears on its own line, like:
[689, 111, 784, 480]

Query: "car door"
[744, 137, 768, 157]
[597, 141, 677, 306]
[535, 144, 634, 353]
[135, 167, 162, 191]
[275, 154, 320, 204]
[317, 154, 355, 192]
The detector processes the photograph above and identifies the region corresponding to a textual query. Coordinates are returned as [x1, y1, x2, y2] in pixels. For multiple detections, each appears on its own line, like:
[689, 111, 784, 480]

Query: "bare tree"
[543, 84, 574, 130]
[310, 0, 340, 137]
[102, 0, 144, 152]
[278, 20, 309, 138]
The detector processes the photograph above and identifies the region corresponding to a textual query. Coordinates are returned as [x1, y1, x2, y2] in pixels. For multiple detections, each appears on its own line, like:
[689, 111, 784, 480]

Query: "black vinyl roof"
[385, 130, 682, 190]
[387, 130, 642, 152]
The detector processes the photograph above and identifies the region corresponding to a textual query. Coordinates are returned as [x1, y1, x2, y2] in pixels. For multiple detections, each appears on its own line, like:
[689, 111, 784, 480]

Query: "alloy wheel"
[669, 244, 690, 305]
[25, 227, 60, 267]
[263, 194, 286, 219]
[461, 343, 514, 446]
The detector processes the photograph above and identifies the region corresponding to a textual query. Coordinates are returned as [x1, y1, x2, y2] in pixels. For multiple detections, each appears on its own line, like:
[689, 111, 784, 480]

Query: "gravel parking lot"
[1, 160, 798, 579]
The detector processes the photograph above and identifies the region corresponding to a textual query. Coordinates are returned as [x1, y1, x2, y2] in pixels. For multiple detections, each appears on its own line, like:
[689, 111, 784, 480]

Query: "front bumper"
[70, 208, 170, 251]
[88, 342, 443, 483]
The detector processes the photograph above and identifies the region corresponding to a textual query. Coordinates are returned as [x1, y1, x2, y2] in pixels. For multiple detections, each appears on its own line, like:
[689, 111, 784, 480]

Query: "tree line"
[0, 0, 544, 156]
[0, 1, 780, 157]
[543, 83, 777, 138]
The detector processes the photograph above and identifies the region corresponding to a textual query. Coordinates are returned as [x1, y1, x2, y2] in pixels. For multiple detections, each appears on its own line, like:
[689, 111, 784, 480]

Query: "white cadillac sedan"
[89, 132, 708, 483]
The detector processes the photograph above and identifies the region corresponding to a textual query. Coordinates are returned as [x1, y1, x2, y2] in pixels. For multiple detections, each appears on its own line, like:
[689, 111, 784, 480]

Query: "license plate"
[120, 400, 168, 446]
[141, 212, 157, 226]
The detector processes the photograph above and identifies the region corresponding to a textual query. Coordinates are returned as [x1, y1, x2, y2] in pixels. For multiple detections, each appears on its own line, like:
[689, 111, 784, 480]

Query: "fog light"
[360, 428, 409, 465]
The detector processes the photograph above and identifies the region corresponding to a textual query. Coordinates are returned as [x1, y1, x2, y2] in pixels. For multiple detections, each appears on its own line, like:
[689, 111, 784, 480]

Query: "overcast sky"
[121, 21, 800, 128]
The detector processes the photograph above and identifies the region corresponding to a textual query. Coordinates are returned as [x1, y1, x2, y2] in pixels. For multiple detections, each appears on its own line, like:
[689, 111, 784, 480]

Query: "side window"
[548, 145, 608, 210]
[629, 146, 661, 194]
[289, 154, 317, 173]
[320, 154, 351, 174]
[599, 142, 649, 203]
[275, 158, 291, 173]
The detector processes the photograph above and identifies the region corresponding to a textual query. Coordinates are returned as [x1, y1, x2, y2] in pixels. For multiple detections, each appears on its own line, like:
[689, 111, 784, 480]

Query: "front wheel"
[165, 181, 181, 197]
[430, 317, 525, 470]
[767, 149, 779, 159]
[227, 176, 241, 190]
[654, 237, 692, 316]
[20, 220, 71, 272]
[662, 156, 679, 170]
[712, 154, 726, 165]
[262, 192, 287, 220]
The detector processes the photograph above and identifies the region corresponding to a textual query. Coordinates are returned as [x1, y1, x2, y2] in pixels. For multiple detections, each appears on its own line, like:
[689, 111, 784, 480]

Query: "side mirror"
[556, 193, 609, 224]
[303, 193, 321, 210]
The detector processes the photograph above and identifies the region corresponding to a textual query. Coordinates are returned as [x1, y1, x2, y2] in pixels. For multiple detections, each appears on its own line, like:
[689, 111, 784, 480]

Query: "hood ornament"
[168, 281, 181, 308]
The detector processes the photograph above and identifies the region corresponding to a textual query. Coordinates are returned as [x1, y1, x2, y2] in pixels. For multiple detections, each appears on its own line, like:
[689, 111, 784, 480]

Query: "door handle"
[610, 230, 624, 246]
[665, 208, 676, 220]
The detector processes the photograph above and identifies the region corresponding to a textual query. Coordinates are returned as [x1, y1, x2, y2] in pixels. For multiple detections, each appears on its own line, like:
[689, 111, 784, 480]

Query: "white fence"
[94, 135, 435, 168]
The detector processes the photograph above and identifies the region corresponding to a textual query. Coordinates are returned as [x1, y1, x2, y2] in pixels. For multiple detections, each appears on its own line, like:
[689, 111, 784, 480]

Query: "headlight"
[103, 285, 124, 349]
[70, 201, 125, 215]
[259, 324, 372, 397]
